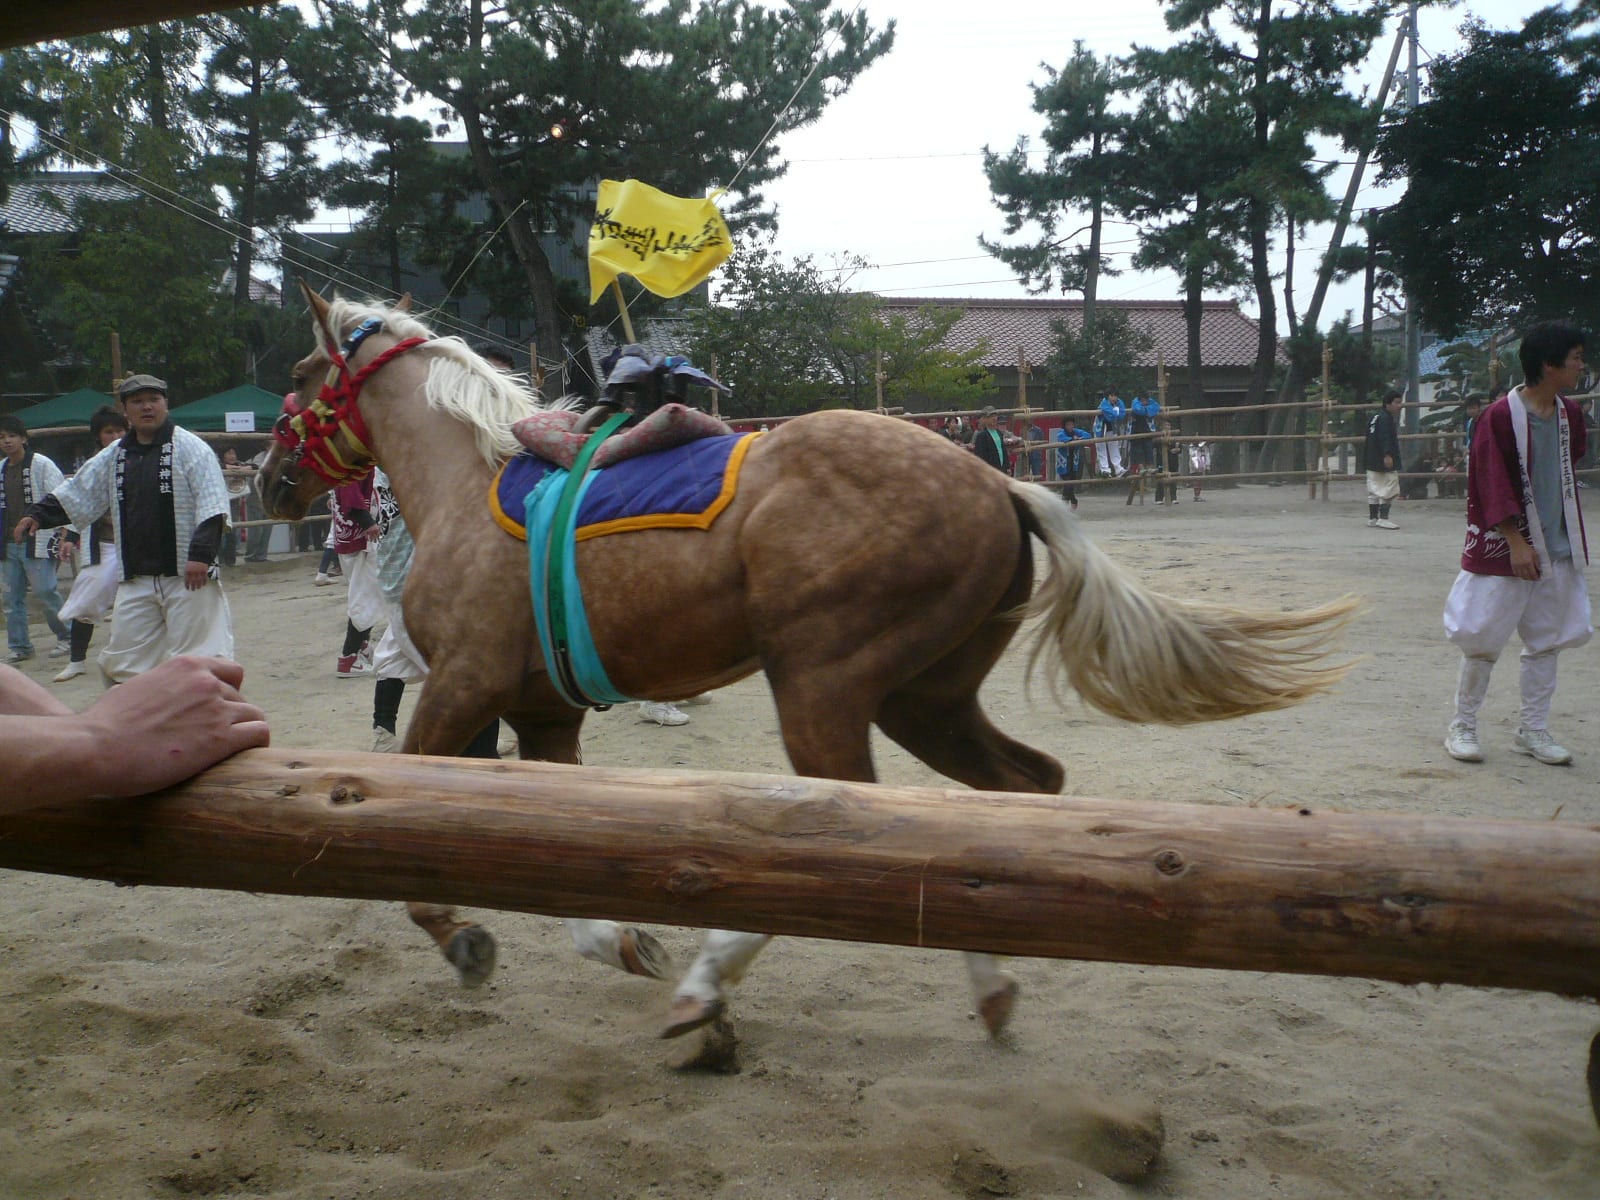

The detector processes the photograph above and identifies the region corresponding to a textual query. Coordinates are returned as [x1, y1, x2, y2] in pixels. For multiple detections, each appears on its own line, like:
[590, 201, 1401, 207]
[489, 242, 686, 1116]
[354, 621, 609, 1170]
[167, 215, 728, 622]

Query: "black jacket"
[1364, 408, 1402, 472]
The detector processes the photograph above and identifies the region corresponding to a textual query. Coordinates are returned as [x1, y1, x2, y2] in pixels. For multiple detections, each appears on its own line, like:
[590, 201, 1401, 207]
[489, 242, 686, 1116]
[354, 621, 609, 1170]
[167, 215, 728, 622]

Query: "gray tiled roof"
[0, 254, 19, 306]
[587, 317, 692, 366]
[0, 172, 139, 235]
[875, 297, 1273, 370]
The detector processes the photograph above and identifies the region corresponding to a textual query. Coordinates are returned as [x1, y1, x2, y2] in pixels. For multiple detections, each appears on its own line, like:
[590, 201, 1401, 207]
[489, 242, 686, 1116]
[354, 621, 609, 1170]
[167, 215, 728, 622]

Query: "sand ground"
[2, 480, 1597, 1200]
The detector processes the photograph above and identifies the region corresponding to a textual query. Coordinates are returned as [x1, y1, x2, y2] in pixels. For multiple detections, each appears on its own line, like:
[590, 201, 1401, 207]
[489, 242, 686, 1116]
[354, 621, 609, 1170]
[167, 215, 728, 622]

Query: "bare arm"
[1, 657, 270, 811]
[0, 663, 75, 717]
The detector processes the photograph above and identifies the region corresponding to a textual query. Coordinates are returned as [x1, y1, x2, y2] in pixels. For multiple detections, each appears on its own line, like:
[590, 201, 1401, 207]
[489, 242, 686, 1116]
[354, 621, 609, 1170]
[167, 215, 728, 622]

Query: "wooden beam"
[0, 1, 280, 49]
[2, 748, 1597, 999]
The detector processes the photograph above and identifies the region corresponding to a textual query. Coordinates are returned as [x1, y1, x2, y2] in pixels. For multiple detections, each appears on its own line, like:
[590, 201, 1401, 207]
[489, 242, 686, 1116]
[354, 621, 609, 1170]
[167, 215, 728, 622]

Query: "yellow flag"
[588, 179, 732, 304]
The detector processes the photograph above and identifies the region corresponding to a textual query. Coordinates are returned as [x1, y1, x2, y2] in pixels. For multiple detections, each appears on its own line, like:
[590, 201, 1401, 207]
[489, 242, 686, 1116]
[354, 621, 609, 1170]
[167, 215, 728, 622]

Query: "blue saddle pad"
[490, 433, 756, 542]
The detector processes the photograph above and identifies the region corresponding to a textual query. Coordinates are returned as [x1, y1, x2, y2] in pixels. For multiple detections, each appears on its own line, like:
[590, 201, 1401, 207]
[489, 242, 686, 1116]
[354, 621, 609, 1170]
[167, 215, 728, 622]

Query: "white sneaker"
[1375, 519, 1399, 530]
[681, 693, 714, 706]
[1367, 518, 1378, 527]
[371, 726, 398, 753]
[48, 639, 70, 658]
[637, 701, 689, 726]
[52, 661, 87, 683]
[1443, 721, 1482, 762]
[1512, 727, 1572, 765]
[336, 653, 371, 678]
[314, 572, 334, 586]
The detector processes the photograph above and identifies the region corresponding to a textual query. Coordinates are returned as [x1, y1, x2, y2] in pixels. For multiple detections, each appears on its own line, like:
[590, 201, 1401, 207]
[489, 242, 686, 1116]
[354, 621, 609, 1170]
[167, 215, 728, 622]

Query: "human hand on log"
[1, 656, 270, 807]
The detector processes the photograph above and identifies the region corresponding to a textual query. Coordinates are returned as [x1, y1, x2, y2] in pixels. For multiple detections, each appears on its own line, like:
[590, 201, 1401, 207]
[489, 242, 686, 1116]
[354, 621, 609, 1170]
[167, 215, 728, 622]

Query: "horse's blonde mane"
[322, 296, 559, 468]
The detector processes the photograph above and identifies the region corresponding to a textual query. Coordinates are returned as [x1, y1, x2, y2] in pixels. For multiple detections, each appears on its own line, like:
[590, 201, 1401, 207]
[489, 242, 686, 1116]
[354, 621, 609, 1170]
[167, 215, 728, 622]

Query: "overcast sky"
[754, 0, 1554, 335]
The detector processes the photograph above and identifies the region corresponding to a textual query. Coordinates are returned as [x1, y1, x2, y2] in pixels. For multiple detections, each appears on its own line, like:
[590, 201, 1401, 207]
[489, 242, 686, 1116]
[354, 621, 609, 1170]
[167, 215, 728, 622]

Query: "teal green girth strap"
[544, 411, 631, 708]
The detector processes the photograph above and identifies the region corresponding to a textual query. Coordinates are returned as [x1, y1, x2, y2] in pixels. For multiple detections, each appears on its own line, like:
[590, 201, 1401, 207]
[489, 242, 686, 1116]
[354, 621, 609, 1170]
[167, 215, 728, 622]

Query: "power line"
[0, 107, 531, 359]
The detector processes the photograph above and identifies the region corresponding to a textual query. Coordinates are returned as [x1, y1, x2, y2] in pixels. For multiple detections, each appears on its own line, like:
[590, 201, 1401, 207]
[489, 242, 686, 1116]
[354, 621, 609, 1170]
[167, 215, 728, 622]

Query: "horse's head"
[257, 283, 546, 520]
[256, 284, 424, 519]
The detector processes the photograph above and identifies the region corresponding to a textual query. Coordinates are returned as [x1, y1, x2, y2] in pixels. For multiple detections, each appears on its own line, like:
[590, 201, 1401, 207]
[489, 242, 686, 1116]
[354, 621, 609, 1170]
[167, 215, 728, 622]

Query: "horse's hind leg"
[662, 681, 878, 1039]
[662, 930, 772, 1038]
[508, 713, 673, 981]
[876, 691, 1064, 796]
[875, 653, 1067, 1038]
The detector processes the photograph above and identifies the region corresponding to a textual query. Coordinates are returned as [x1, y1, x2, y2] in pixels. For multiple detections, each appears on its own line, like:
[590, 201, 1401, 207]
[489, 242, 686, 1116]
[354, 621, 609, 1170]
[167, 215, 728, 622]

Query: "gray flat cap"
[117, 373, 168, 399]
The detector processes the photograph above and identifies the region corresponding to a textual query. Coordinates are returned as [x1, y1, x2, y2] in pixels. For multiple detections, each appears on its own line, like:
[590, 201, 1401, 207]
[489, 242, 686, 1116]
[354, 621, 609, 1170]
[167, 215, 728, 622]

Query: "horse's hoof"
[661, 994, 724, 1040]
[445, 925, 497, 989]
[978, 977, 1020, 1038]
[619, 928, 672, 980]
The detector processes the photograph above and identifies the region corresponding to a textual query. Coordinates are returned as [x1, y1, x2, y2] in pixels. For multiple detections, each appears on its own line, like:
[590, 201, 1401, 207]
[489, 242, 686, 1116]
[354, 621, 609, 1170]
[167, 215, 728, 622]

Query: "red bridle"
[274, 319, 427, 486]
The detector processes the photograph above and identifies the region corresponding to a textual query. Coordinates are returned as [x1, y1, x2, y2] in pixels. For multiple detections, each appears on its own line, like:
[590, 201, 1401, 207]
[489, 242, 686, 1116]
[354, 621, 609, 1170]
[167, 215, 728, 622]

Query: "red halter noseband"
[274, 317, 427, 486]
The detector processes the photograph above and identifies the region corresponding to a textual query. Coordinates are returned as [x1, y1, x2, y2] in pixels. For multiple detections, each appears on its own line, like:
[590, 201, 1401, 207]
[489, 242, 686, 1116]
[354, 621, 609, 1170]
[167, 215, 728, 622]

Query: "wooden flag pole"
[610, 279, 638, 345]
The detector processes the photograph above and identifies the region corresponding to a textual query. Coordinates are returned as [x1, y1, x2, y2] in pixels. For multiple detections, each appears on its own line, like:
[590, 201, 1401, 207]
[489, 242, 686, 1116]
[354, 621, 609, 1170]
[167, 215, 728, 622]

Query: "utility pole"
[1402, 0, 1423, 436]
[1262, 19, 1406, 476]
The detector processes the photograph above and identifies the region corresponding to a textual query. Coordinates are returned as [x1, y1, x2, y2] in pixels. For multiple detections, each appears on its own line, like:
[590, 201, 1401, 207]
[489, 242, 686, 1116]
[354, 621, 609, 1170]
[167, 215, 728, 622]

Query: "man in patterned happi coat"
[14, 374, 234, 683]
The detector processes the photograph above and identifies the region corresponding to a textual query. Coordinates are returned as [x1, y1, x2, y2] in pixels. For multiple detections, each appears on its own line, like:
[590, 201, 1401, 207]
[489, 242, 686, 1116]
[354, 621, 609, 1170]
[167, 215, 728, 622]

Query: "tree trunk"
[1360, 210, 1378, 405]
[234, 51, 262, 309]
[1182, 263, 1205, 410]
[385, 147, 403, 294]
[455, 0, 566, 375]
[3, 749, 1598, 998]
[1244, 0, 1279, 474]
[1271, 23, 1408, 466]
[142, 25, 169, 135]
[1283, 213, 1299, 337]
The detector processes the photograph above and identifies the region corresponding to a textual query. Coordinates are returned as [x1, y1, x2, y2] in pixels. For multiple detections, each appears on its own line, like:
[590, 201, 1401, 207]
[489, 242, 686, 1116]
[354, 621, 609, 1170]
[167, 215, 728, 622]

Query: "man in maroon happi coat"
[1442, 320, 1591, 766]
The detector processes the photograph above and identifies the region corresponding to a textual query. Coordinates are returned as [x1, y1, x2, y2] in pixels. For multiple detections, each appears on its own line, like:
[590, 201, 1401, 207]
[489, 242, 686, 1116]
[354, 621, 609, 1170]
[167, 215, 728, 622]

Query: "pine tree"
[980, 41, 1132, 388]
[1376, 5, 1600, 336]
[1136, 0, 1386, 471]
[325, 0, 893, 380]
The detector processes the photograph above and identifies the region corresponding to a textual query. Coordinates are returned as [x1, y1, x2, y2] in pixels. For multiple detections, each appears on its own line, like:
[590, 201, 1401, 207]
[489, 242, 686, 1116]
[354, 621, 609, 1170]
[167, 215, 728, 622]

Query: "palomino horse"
[259, 289, 1357, 1043]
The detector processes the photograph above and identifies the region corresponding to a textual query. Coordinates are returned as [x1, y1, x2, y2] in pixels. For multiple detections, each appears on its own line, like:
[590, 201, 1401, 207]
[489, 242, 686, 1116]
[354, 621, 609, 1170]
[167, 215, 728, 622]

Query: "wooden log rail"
[3, 749, 1598, 1000]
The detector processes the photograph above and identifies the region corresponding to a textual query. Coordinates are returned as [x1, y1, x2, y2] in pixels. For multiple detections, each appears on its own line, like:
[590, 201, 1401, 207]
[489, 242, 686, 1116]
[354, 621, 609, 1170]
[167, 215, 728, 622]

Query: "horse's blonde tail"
[1010, 482, 1360, 725]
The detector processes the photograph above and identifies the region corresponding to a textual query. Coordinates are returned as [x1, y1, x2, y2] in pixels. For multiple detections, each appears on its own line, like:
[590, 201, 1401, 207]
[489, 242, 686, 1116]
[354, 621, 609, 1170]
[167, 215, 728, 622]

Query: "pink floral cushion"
[511, 403, 735, 469]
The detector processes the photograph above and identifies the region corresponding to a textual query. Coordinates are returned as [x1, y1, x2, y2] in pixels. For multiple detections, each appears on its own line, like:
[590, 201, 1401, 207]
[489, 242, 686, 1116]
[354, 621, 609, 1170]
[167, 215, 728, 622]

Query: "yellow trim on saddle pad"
[489, 467, 531, 540]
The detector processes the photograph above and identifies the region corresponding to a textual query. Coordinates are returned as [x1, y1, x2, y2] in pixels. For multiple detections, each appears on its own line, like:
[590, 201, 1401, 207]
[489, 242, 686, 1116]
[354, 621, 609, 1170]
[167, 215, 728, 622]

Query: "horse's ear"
[395, 292, 414, 313]
[299, 280, 340, 355]
[298, 278, 328, 319]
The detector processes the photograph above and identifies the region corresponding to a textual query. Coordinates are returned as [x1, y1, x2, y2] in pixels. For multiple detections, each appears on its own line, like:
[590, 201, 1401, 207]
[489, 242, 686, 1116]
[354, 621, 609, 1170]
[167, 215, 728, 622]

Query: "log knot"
[1153, 849, 1187, 877]
[327, 785, 365, 807]
[664, 858, 721, 897]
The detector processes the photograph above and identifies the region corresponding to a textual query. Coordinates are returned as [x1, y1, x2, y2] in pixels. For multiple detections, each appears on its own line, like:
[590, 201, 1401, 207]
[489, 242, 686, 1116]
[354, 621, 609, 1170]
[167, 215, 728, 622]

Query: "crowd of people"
[935, 394, 1212, 512]
[3, 321, 1593, 811]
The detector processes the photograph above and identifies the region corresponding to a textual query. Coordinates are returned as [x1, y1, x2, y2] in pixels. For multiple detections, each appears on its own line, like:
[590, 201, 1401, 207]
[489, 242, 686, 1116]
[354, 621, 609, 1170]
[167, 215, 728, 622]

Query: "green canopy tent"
[168, 384, 284, 433]
[14, 388, 115, 430]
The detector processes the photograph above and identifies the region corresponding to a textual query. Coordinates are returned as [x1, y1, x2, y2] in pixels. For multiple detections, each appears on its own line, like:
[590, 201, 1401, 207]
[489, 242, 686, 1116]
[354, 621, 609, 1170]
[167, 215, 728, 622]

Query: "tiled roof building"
[876, 296, 1276, 411]
[0, 172, 140, 235]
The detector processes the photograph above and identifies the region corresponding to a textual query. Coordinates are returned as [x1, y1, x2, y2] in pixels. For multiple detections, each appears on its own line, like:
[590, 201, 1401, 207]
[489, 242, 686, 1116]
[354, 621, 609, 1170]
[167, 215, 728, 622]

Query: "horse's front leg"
[400, 669, 517, 988]
[503, 710, 675, 982]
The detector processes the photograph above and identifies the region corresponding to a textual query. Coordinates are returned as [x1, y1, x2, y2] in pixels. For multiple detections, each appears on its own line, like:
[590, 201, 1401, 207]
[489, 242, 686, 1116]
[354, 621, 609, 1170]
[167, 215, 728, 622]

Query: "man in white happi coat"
[0, 414, 72, 663]
[13, 374, 234, 683]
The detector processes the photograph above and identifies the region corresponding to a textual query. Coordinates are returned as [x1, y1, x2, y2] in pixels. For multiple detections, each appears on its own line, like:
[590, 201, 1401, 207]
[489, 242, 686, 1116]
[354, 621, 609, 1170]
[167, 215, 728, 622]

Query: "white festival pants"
[372, 604, 427, 683]
[59, 540, 121, 626]
[98, 574, 234, 684]
[338, 548, 387, 634]
[1096, 438, 1124, 477]
[1442, 559, 1591, 732]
